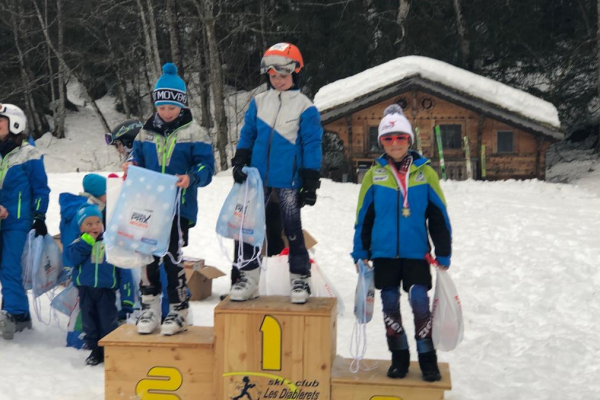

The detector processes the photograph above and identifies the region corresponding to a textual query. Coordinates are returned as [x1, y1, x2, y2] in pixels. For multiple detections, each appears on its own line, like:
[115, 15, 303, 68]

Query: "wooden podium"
[100, 324, 216, 399]
[214, 296, 337, 400]
[100, 296, 452, 400]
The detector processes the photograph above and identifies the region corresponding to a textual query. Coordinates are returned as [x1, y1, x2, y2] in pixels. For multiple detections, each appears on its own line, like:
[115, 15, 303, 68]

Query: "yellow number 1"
[260, 315, 282, 371]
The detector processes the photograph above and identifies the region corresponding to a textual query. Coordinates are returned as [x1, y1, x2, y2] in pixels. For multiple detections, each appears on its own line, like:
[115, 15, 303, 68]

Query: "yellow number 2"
[136, 366, 183, 399]
[260, 315, 282, 371]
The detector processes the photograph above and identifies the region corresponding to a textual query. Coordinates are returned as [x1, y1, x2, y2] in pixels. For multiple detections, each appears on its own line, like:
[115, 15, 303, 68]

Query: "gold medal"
[402, 207, 411, 217]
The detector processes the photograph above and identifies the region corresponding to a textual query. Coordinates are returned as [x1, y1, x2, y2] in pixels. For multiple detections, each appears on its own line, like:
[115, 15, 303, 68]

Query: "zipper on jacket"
[265, 92, 283, 186]
[397, 188, 401, 258]
[18, 191, 21, 219]
[94, 242, 100, 287]
[291, 155, 297, 186]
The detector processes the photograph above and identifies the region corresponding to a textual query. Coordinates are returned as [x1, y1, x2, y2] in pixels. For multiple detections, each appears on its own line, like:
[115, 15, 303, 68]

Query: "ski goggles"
[104, 133, 115, 145]
[380, 134, 411, 144]
[260, 55, 297, 75]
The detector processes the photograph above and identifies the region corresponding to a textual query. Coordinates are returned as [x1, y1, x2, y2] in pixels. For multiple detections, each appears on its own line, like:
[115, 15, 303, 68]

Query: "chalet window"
[497, 131, 514, 153]
[438, 124, 462, 149]
[368, 126, 380, 152]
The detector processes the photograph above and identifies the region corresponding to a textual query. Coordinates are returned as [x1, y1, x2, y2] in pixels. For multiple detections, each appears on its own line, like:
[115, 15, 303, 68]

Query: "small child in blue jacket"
[67, 203, 131, 366]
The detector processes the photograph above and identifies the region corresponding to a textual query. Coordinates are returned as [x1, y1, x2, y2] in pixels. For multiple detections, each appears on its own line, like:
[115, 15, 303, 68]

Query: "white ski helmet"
[0, 103, 27, 135]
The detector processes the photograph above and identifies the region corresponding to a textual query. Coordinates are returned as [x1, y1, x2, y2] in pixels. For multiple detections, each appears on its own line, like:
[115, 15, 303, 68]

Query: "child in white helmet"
[0, 103, 51, 340]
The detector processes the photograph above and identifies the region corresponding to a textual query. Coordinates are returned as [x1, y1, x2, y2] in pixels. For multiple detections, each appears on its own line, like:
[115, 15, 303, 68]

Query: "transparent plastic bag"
[431, 269, 464, 351]
[216, 167, 265, 247]
[50, 283, 79, 316]
[22, 231, 67, 296]
[104, 166, 179, 263]
[353, 259, 375, 323]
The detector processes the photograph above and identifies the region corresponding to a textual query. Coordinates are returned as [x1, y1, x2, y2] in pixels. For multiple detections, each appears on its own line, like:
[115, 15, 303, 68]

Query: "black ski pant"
[78, 286, 118, 350]
[140, 216, 190, 304]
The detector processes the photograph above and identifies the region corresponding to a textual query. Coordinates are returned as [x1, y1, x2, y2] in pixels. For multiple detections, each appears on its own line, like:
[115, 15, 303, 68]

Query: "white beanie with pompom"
[378, 104, 414, 144]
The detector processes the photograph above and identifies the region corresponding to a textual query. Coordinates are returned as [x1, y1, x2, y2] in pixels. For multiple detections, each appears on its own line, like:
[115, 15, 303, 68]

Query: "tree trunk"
[136, 0, 160, 82]
[146, 0, 162, 73]
[56, 0, 66, 138]
[597, 0, 600, 152]
[192, 1, 212, 129]
[396, 0, 410, 46]
[32, 0, 110, 133]
[201, 0, 229, 171]
[166, 0, 181, 72]
[452, 0, 471, 69]
[10, 0, 46, 137]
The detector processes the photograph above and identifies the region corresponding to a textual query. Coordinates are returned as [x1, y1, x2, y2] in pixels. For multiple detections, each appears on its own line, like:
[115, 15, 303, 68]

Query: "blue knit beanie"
[76, 203, 103, 228]
[153, 63, 188, 108]
[82, 174, 107, 198]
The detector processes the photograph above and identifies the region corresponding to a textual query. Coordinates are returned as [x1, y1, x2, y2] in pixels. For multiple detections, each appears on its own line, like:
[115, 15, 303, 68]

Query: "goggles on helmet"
[260, 55, 297, 75]
[105, 133, 114, 145]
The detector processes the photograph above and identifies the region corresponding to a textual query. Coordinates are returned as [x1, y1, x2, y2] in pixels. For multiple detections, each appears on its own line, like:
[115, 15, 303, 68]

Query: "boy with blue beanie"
[67, 203, 132, 365]
[123, 63, 214, 336]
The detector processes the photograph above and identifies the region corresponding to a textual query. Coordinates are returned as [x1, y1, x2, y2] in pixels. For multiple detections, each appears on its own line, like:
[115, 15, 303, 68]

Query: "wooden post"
[215, 296, 337, 400]
[346, 115, 354, 182]
[100, 325, 216, 399]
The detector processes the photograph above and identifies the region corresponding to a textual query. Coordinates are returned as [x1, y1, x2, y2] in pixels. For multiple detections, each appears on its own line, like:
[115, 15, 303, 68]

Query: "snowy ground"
[1, 171, 599, 400]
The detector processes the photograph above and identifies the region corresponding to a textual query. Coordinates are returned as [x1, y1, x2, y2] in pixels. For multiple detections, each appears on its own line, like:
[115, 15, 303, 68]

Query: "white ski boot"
[230, 268, 260, 301]
[136, 295, 161, 334]
[161, 302, 189, 336]
[290, 274, 311, 304]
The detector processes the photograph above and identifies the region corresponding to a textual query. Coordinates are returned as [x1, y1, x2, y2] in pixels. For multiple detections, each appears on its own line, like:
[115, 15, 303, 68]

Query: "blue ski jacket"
[0, 142, 50, 230]
[59, 192, 105, 268]
[67, 234, 135, 307]
[130, 110, 214, 225]
[352, 152, 452, 266]
[237, 89, 323, 189]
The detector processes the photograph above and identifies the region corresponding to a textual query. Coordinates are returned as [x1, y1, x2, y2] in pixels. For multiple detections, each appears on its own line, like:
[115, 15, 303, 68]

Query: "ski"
[463, 135, 473, 179]
[415, 127, 423, 155]
[434, 125, 446, 180]
[481, 144, 487, 180]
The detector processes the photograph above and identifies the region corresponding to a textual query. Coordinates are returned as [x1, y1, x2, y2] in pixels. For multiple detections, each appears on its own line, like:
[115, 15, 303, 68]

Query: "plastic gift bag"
[353, 259, 375, 324]
[22, 230, 68, 296]
[431, 269, 464, 351]
[50, 283, 79, 316]
[216, 167, 265, 247]
[104, 166, 179, 262]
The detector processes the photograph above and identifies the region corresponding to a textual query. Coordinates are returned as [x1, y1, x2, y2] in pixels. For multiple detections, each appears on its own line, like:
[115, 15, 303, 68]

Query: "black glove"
[231, 148, 252, 184]
[299, 169, 321, 208]
[32, 214, 47, 237]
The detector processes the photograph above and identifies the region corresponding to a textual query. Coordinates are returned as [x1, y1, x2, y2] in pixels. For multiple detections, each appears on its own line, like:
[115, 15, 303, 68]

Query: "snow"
[313, 56, 562, 135]
[1, 80, 598, 400]
[1, 172, 600, 399]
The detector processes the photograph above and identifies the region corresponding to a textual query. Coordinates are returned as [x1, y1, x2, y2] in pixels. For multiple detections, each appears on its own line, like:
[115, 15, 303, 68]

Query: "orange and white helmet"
[260, 43, 304, 75]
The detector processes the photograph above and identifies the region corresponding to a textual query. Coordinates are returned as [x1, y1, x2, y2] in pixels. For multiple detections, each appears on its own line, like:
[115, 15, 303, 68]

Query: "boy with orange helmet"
[229, 43, 322, 304]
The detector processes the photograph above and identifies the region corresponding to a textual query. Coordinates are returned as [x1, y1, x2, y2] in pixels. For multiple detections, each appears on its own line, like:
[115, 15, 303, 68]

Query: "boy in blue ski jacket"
[0, 104, 50, 340]
[228, 42, 322, 304]
[352, 105, 452, 382]
[67, 203, 133, 365]
[59, 173, 135, 323]
[124, 63, 214, 336]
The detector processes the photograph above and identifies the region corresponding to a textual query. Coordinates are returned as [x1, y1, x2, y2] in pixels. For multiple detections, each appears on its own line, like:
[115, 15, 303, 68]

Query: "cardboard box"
[184, 257, 226, 301]
[261, 229, 318, 256]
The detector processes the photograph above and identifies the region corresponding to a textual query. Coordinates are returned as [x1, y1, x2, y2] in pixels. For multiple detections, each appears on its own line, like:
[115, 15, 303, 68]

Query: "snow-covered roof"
[314, 55, 561, 134]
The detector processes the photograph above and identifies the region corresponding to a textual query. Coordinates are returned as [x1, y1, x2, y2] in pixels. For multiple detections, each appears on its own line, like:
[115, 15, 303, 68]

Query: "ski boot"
[0, 312, 32, 340]
[230, 268, 260, 301]
[86, 347, 104, 366]
[161, 302, 189, 336]
[418, 350, 442, 382]
[290, 273, 311, 304]
[387, 349, 410, 379]
[136, 295, 161, 334]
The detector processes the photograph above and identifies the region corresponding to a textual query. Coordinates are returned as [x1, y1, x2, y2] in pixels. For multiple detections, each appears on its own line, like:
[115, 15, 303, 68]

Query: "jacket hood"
[59, 193, 87, 221]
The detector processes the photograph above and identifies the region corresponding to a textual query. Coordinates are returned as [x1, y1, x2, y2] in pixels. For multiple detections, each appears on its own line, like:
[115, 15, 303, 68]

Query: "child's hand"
[0, 205, 8, 219]
[355, 259, 370, 273]
[122, 162, 134, 176]
[175, 174, 190, 189]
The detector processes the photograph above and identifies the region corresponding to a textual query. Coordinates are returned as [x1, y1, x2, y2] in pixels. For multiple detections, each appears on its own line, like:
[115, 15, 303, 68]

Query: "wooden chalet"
[315, 57, 563, 182]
